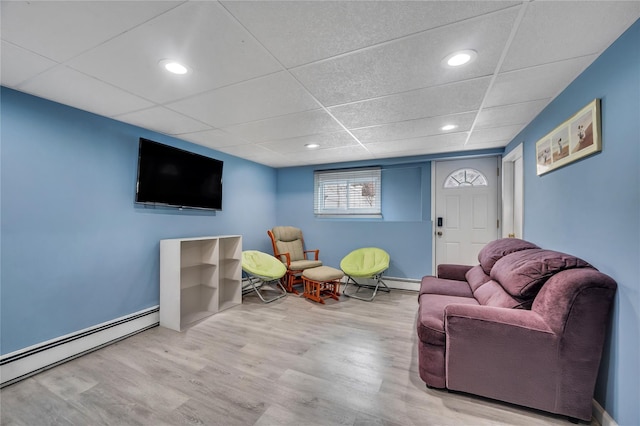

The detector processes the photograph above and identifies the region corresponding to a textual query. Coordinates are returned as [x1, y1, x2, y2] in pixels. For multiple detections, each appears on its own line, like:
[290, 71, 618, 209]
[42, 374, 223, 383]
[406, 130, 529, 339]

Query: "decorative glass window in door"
[444, 168, 488, 188]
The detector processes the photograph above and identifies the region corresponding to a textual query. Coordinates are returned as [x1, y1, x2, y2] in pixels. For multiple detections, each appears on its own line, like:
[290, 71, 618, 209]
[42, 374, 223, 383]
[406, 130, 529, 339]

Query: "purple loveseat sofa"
[417, 238, 616, 422]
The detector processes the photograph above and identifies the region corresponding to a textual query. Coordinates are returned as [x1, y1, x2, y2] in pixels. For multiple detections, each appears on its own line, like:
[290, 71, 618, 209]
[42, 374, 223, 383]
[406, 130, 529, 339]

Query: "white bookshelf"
[160, 235, 242, 331]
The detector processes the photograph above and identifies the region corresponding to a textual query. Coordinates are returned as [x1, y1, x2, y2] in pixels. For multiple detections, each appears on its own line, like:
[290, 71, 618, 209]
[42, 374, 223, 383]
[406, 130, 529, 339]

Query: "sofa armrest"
[445, 304, 552, 333]
[444, 304, 559, 413]
[437, 264, 473, 281]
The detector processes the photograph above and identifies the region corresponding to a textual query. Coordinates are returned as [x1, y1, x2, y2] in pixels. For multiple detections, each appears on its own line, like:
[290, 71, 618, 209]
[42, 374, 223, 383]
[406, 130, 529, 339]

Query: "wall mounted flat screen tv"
[136, 138, 223, 210]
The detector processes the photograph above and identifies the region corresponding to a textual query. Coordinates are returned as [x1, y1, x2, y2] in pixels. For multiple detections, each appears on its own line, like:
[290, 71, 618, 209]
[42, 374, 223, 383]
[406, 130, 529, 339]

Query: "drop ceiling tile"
[259, 131, 358, 154]
[485, 56, 597, 108]
[329, 77, 490, 129]
[0, 1, 181, 62]
[115, 106, 211, 135]
[223, 1, 519, 68]
[474, 100, 549, 130]
[293, 7, 518, 106]
[167, 72, 319, 128]
[467, 125, 523, 145]
[284, 145, 374, 166]
[18, 66, 155, 117]
[1, 41, 57, 87]
[502, 1, 640, 72]
[223, 109, 343, 143]
[365, 133, 468, 155]
[463, 140, 509, 150]
[177, 130, 249, 150]
[67, 2, 282, 103]
[351, 112, 477, 144]
[216, 144, 287, 167]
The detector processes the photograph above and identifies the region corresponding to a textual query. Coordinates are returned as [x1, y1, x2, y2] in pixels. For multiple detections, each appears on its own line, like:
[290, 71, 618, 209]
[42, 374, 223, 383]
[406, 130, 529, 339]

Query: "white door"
[434, 157, 500, 267]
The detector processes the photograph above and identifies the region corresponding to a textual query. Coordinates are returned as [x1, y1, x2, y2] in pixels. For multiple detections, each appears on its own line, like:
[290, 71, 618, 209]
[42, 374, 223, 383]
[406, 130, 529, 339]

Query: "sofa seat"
[416, 238, 617, 422]
[417, 293, 477, 345]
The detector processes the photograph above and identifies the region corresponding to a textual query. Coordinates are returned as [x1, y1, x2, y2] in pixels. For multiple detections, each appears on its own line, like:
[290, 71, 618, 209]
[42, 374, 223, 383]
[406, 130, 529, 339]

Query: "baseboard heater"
[0, 306, 159, 388]
[341, 276, 420, 292]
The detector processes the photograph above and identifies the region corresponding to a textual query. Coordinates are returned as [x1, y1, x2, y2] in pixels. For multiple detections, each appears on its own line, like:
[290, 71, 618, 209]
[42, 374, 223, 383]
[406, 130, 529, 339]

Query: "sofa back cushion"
[465, 265, 492, 292]
[473, 280, 524, 309]
[491, 249, 593, 301]
[478, 238, 540, 274]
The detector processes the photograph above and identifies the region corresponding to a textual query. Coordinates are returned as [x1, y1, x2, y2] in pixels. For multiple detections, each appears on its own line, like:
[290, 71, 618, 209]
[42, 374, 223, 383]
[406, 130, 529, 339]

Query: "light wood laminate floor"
[1, 290, 596, 425]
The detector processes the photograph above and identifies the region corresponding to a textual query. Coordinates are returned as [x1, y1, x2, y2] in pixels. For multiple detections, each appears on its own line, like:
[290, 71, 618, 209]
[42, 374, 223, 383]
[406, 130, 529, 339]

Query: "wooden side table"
[301, 266, 344, 304]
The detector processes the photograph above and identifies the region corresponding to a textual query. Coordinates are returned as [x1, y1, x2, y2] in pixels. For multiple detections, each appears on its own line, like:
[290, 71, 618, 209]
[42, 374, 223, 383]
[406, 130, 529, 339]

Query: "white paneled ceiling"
[2, 1, 639, 168]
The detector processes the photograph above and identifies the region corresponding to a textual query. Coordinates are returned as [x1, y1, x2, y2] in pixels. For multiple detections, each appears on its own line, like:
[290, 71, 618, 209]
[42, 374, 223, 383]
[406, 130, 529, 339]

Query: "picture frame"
[536, 99, 601, 175]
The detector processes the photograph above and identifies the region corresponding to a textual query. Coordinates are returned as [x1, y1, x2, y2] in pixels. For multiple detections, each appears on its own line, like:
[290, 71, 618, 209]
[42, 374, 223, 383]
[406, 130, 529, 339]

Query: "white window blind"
[314, 167, 381, 217]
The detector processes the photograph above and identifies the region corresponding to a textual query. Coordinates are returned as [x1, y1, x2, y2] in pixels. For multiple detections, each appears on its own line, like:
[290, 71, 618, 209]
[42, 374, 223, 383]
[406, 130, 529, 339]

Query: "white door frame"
[501, 143, 524, 238]
[431, 156, 502, 273]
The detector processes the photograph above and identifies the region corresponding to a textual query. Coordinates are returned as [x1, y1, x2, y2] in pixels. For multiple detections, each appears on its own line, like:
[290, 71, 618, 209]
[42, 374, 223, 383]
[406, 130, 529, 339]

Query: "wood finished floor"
[1, 289, 597, 426]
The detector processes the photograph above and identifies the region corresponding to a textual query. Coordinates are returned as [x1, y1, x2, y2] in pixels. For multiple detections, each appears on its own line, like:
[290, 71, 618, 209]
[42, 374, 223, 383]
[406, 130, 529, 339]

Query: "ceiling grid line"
[463, 1, 530, 147]
[217, 0, 374, 158]
[2, 1, 638, 167]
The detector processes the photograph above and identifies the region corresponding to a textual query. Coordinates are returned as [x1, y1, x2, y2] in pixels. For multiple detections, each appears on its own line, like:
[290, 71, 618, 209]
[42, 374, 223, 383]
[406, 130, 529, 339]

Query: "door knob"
[437, 231, 443, 236]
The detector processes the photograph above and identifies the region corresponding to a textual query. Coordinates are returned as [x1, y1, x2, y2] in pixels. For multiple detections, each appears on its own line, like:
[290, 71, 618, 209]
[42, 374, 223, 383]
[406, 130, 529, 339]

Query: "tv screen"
[135, 138, 223, 210]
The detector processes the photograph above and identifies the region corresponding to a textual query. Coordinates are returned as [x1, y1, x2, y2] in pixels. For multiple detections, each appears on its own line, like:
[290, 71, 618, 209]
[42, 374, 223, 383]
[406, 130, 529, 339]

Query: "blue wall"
[0, 87, 277, 355]
[504, 19, 639, 426]
[275, 149, 502, 280]
[276, 162, 433, 279]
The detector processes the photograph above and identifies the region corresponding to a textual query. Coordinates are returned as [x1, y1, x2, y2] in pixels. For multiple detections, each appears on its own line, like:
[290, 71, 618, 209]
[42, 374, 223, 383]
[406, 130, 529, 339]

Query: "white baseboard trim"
[383, 277, 420, 291]
[0, 306, 159, 388]
[593, 399, 617, 426]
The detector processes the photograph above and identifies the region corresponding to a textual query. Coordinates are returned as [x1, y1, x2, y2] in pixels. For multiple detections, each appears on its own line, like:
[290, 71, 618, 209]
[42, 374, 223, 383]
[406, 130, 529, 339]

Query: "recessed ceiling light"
[305, 143, 320, 149]
[159, 59, 190, 75]
[443, 50, 477, 67]
[441, 124, 458, 131]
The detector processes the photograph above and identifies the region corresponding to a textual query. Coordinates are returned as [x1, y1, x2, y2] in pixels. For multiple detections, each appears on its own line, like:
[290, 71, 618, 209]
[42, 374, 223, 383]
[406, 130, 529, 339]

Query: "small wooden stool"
[302, 266, 343, 304]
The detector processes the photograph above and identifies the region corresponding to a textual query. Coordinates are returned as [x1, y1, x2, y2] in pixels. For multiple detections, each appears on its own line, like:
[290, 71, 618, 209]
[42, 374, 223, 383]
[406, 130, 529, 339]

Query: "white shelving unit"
[160, 235, 242, 331]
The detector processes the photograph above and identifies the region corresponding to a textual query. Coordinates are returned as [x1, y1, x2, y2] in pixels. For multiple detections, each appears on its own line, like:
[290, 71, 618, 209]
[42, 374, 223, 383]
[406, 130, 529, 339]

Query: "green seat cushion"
[340, 247, 390, 277]
[242, 250, 287, 280]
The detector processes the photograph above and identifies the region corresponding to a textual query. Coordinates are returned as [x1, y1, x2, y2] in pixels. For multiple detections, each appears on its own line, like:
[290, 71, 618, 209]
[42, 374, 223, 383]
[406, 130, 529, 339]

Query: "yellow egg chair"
[340, 247, 390, 301]
[242, 250, 287, 303]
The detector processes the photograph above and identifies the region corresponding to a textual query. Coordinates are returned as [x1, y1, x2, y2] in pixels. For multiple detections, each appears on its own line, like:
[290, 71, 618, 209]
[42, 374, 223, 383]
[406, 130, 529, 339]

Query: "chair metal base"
[242, 274, 287, 303]
[342, 274, 390, 301]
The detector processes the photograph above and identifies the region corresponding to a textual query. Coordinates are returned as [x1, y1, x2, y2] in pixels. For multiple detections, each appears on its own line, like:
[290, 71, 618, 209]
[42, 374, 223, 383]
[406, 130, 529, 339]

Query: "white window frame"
[314, 167, 382, 218]
[443, 168, 489, 189]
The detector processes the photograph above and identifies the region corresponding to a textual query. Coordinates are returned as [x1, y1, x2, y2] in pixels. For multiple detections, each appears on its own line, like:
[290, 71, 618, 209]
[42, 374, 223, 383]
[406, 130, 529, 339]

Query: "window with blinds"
[314, 167, 382, 217]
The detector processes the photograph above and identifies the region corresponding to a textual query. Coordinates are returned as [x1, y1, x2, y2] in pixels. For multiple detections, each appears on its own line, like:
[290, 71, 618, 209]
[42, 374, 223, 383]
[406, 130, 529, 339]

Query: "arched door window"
[443, 168, 488, 188]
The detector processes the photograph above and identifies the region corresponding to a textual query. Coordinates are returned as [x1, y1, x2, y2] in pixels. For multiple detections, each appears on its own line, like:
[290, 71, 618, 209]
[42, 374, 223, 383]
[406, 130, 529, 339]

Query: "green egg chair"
[242, 250, 287, 303]
[340, 247, 390, 301]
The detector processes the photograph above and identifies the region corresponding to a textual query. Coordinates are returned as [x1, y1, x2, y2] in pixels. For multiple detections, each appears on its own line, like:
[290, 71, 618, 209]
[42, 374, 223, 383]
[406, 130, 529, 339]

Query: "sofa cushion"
[420, 276, 474, 298]
[417, 294, 478, 346]
[473, 280, 525, 309]
[465, 265, 492, 292]
[478, 238, 540, 274]
[491, 249, 593, 300]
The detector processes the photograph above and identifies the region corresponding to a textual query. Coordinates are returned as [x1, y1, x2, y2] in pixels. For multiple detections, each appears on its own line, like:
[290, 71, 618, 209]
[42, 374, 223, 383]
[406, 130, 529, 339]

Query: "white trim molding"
[383, 277, 420, 291]
[593, 399, 617, 426]
[0, 306, 159, 387]
[502, 143, 524, 239]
